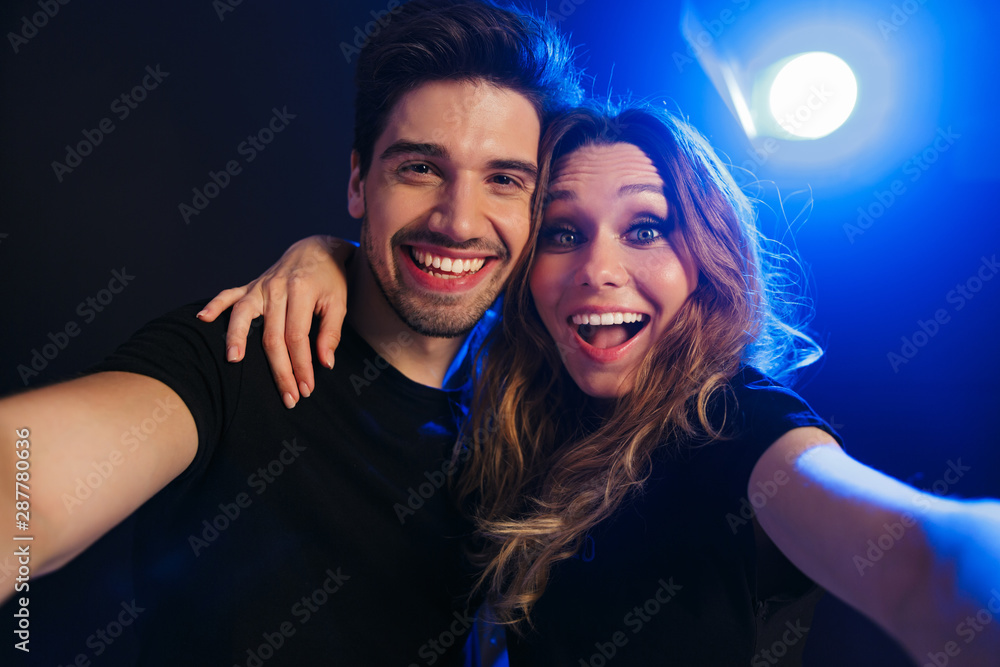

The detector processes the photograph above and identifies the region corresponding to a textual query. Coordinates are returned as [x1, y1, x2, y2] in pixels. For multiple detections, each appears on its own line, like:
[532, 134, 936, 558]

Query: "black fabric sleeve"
[733, 367, 844, 450]
[84, 300, 245, 480]
[724, 368, 843, 665]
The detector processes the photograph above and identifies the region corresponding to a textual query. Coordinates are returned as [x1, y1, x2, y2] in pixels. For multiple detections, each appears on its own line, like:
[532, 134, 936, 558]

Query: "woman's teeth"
[571, 312, 647, 326]
[411, 248, 486, 277]
[572, 313, 649, 349]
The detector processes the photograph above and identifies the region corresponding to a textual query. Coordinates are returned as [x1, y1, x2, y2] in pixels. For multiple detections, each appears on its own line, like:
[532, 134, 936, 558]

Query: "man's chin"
[394, 301, 489, 339]
[368, 247, 501, 338]
[405, 323, 473, 339]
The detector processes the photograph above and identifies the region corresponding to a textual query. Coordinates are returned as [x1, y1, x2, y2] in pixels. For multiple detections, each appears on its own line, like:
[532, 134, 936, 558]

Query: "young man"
[0, 1, 580, 663]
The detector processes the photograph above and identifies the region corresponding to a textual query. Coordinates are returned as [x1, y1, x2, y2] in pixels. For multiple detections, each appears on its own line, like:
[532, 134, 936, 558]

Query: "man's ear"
[347, 150, 366, 219]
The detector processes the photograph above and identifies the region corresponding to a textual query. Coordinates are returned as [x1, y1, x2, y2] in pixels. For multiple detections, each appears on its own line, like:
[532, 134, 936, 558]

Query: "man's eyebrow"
[488, 159, 538, 183]
[379, 141, 447, 160]
[378, 145, 537, 182]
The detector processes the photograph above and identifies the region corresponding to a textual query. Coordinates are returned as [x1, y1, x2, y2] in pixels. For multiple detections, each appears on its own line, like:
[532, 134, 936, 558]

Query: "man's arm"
[752, 428, 1000, 665]
[0, 372, 197, 603]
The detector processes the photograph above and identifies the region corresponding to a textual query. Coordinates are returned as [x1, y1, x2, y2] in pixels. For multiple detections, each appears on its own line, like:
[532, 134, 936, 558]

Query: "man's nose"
[427, 176, 489, 243]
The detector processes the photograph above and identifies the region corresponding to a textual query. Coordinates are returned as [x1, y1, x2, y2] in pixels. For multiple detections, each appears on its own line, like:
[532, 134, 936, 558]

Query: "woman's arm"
[751, 428, 1000, 665]
[198, 235, 355, 408]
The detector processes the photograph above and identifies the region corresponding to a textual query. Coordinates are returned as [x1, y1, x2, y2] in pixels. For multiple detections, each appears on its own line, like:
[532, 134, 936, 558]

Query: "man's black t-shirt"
[90, 302, 476, 665]
[506, 367, 841, 666]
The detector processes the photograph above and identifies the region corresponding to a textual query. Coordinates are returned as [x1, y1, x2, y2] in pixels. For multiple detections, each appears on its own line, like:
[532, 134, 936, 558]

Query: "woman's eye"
[626, 223, 665, 245]
[539, 227, 582, 248]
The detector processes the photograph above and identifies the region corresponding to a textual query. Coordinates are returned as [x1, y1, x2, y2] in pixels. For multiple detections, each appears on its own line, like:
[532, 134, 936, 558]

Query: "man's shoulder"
[84, 299, 246, 391]
[107, 299, 231, 352]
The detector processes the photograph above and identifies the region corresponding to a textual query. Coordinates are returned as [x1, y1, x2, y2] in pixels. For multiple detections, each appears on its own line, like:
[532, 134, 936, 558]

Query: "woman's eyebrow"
[546, 182, 663, 203]
[618, 183, 663, 197]
[546, 189, 575, 202]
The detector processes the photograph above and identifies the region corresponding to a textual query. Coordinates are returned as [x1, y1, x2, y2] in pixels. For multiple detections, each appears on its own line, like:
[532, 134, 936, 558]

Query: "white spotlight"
[768, 52, 858, 139]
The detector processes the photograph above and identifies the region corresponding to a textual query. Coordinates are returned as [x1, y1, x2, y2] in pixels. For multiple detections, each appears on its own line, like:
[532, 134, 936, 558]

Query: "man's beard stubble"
[359, 215, 507, 339]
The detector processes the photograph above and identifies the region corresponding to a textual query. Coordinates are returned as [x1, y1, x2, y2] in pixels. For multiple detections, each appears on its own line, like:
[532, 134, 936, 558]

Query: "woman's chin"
[567, 368, 632, 400]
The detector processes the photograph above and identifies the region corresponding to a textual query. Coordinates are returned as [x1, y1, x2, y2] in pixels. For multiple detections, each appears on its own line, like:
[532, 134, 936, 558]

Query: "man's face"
[348, 79, 540, 338]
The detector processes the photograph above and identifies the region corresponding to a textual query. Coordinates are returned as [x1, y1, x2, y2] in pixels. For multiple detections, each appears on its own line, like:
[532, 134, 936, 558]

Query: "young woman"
[202, 103, 1000, 665]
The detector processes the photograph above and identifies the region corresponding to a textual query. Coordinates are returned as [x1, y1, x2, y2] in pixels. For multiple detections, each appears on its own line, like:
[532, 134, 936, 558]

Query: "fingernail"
[326, 353, 335, 370]
[299, 381, 311, 398]
[227, 346, 239, 362]
[283, 392, 296, 409]
[196, 310, 207, 319]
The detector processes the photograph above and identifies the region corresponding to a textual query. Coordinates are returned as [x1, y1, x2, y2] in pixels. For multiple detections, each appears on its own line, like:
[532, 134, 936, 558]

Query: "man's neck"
[345, 254, 469, 389]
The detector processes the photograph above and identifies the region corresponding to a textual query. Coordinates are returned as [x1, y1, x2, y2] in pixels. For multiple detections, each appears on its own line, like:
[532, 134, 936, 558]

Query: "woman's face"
[529, 142, 699, 398]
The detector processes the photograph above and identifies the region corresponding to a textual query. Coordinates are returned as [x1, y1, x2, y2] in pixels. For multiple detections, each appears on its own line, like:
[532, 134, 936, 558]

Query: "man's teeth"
[571, 312, 647, 326]
[411, 248, 486, 275]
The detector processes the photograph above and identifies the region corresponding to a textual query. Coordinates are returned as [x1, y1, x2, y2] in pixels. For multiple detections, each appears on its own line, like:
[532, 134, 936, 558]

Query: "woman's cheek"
[529, 257, 561, 336]
[527, 258, 549, 308]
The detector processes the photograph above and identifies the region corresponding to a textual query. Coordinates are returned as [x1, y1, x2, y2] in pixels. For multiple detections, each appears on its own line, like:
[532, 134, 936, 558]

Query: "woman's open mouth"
[570, 312, 649, 350]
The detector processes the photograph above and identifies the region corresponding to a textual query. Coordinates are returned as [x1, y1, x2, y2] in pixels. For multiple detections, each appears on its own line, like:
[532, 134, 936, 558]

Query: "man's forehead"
[376, 79, 541, 160]
[389, 78, 537, 119]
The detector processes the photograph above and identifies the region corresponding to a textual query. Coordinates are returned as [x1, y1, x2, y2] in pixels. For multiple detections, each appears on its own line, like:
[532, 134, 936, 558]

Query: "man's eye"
[491, 175, 521, 189]
[397, 163, 436, 178]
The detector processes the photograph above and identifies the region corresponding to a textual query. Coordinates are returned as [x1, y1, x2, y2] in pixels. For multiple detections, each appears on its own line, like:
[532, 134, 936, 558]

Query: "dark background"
[1, 0, 997, 665]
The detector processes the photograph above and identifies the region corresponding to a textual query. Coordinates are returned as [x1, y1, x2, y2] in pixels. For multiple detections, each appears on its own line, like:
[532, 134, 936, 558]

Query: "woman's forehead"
[550, 142, 663, 189]
[547, 142, 665, 203]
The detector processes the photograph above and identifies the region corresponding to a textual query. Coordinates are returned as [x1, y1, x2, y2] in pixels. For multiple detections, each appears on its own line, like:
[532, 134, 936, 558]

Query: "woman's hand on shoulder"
[197, 235, 356, 408]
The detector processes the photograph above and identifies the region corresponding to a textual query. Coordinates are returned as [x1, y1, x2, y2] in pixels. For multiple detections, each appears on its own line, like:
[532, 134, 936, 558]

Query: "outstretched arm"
[752, 429, 1000, 665]
[0, 372, 197, 605]
[198, 235, 355, 408]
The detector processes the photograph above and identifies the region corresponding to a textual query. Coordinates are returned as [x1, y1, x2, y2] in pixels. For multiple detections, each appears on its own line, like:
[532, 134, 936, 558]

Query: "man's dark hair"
[353, 0, 583, 177]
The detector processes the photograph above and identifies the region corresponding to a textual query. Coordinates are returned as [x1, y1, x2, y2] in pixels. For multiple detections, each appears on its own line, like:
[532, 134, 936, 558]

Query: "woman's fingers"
[316, 239, 354, 370]
[197, 286, 250, 323]
[316, 295, 346, 371]
[224, 287, 266, 363]
[259, 282, 300, 408]
[198, 235, 354, 408]
[283, 275, 319, 398]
